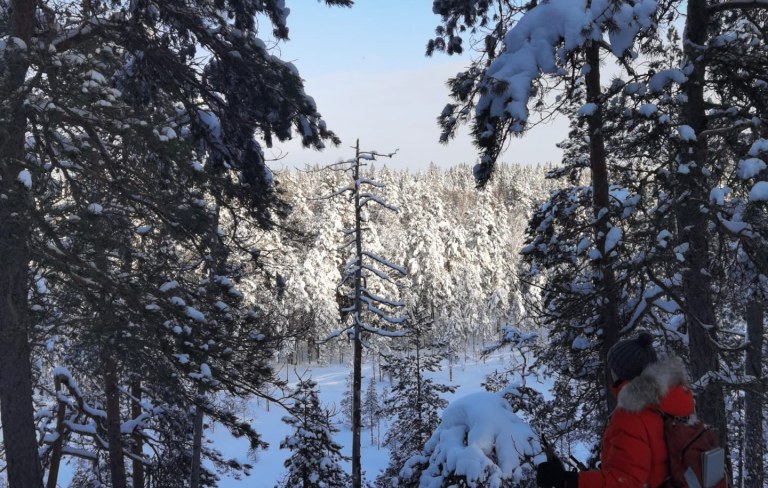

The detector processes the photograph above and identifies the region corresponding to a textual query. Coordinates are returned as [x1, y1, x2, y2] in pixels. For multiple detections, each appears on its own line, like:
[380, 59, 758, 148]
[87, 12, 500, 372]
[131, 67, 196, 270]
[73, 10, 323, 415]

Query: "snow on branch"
[359, 296, 407, 324]
[356, 177, 385, 188]
[362, 263, 395, 283]
[358, 149, 398, 161]
[357, 319, 407, 337]
[362, 287, 406, 307]
[359, 192, 399, 212]
[343, 255, 360, 270]
[316, 185, 355, 200]
[324, 326, 354, 342]
[362, 251, 407, 275]
[477, 0, 657, 135]
[716, 212, 754, 237]
[54, 367, 106, 419]
[709, 0, 768, 13]
[61, 446, 98, 461]
[52, 16, 122, 51]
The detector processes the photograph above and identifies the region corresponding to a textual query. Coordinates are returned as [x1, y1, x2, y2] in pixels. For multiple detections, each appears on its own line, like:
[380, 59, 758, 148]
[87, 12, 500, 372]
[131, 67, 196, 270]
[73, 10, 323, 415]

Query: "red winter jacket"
[579, 357, 695, 488]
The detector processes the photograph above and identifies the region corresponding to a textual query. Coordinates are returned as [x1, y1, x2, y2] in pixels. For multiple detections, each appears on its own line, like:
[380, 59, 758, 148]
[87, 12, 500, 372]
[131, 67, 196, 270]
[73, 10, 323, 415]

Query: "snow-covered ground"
[49, 350, 527, 486]
[212, 351, 516, 487]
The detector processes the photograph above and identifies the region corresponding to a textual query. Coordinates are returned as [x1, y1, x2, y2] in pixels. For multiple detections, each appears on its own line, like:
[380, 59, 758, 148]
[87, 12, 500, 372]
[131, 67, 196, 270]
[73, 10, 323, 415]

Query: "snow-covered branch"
[362, 251, 407, 275]
[362, 263, 395, 283]
[359, 296, 407, 324]
[323, 326, 354, 343]
[356, 177, 385, 188]
[357, 319, 407, 337]
[359, 193, 399, 212]
[709, 0, 768, 13]
[52, 16, 123, 52]
[315, 185, 355, 200]
[362, 287, 406, 307]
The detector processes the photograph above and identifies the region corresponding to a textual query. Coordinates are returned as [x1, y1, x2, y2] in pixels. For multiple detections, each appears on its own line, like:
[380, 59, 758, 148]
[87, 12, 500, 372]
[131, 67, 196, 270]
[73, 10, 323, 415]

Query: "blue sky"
[267, 1, 566, 170]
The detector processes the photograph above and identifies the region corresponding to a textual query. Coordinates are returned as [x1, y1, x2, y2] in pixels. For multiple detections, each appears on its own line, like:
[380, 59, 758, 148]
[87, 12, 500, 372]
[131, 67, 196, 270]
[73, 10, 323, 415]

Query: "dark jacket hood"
[616, 356, 695, 417]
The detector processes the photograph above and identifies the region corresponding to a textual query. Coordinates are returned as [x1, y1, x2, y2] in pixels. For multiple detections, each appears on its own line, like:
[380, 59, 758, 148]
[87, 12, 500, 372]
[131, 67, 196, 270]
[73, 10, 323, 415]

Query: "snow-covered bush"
[402, 391, 545, 488]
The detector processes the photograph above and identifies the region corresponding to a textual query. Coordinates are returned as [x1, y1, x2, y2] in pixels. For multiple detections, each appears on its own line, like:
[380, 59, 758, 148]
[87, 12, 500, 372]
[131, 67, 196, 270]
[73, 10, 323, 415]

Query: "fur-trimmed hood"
[616, 356, 695, 416]
[579, 357, 693, 488]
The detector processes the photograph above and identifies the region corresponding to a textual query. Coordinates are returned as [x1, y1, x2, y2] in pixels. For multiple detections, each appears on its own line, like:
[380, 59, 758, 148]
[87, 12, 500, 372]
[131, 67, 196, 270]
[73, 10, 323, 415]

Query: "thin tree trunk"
[585, 41, 620, 415]
[104, 355, 127, 488]
[46, 379, 67, 488]
[0, 1, 44, 486]
[190, 387, 205, 488]
[352, 139, 363, 488]
[743, 299, 764, 488]
[379, 352, 384, 382]
[131, 380, 145, 488]
[415, 330, 422, 432]
[680, 0, 728, 450]
[370, 410, 375, 447]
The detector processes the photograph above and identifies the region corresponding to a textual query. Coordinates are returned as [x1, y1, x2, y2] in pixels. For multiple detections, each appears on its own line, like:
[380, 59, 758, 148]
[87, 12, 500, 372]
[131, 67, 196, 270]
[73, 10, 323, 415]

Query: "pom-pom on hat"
[607, 332, 658, 381]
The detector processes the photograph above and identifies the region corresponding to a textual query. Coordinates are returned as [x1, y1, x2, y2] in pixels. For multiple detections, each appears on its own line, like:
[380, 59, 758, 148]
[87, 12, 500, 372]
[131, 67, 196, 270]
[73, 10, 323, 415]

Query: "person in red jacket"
[536, 332, 695, 488]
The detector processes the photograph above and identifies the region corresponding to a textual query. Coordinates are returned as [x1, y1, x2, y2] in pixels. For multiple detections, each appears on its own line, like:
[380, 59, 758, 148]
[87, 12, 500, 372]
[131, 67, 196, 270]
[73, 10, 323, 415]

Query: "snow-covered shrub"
[402, 391, 545, 488]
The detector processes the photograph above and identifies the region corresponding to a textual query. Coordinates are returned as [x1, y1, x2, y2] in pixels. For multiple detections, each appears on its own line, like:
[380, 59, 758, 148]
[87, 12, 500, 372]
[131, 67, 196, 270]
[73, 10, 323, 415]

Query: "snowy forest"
[1, 1, 767, 488]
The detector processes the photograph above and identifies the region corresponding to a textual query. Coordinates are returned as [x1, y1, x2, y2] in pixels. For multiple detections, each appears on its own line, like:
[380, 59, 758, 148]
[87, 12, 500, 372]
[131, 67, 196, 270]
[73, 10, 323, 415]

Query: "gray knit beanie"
[607, 332, 657, 381]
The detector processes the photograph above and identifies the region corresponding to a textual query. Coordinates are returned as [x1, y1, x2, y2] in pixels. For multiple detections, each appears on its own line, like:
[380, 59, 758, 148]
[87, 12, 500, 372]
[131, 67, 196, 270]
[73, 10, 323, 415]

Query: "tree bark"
[0, 1, 44, 486]
[45, 379, 67, 488]
[585, 41, 620, 415]
[131, 380, 145, 488]
[104, 355, 127, 488]
[679, 0, 728, 448]
[351, 139, 363, 488]
[190, 387, 205, 488]
[743, 299, 764, 488]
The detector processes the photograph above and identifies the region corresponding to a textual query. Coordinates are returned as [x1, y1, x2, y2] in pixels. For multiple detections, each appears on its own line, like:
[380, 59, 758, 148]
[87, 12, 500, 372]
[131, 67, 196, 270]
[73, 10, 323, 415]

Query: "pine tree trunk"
[680, 0, 728, 451]
[190, 388, 205, 488]
[0, 1, 44, 486]
[131, 380, 145, 488]
[370, 413, 375, 447]
[104, 355, 127, 488]
[585, 41, 620, 415]
[351, 140, 364, 488]
[743, 299, 764, 488]
[379, 352, 384, 382]
[46, 379, 67, 488]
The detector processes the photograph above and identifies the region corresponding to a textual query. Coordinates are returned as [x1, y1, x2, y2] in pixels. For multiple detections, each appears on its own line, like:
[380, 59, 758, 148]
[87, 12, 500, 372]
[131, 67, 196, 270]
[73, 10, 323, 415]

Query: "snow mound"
[405, 391, 544, 488]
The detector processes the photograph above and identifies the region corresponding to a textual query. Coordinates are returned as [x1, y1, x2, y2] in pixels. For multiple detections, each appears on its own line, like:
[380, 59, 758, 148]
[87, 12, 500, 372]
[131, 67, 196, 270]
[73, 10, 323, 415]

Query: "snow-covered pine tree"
[340, 368, 355, 429]
[428, 0, 678, 420]
[362, 374, 381, 448]
[325, 140, 407, 488]
[375, 312, 455, 488]
[278, 378, 351, 488]
[0, 0, 353, 485]
[33, 188, 284, 486]
[430, 2, 768, 467]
